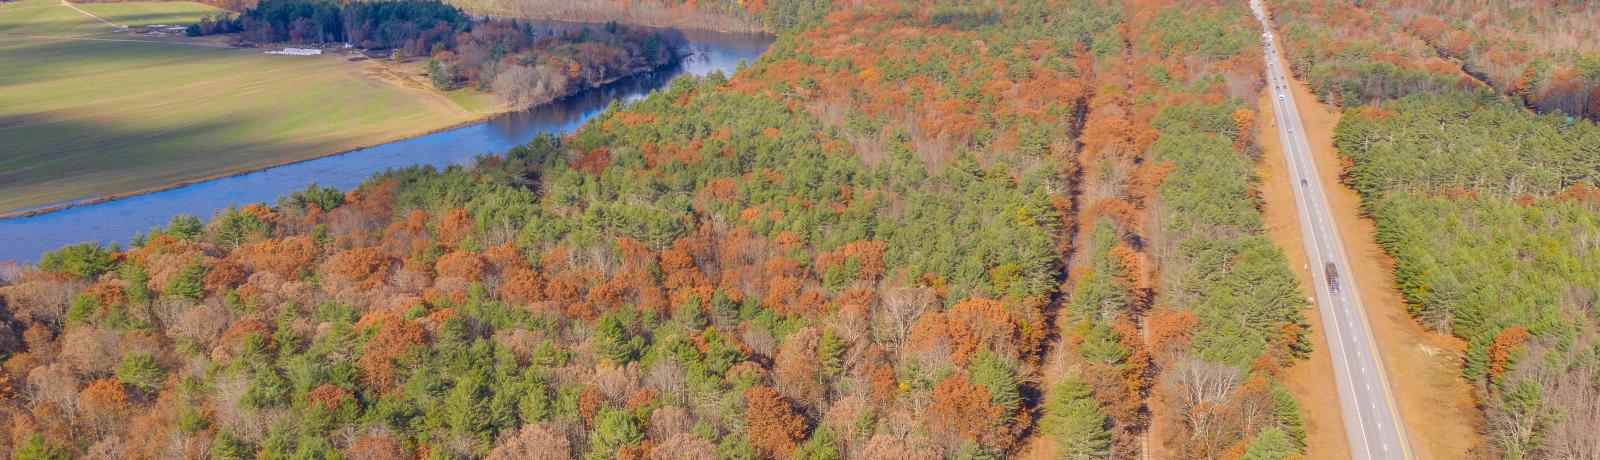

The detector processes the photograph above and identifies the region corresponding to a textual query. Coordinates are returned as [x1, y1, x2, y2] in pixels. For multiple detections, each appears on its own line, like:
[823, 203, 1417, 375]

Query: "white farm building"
[266, 48, 323, 56]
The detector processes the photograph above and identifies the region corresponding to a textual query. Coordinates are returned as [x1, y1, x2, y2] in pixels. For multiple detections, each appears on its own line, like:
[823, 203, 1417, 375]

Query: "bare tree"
[650, 433, 717, 460]
[874, 286, 934, 355]
[493, 64, 570, 111]
[488, 423, 571, 460]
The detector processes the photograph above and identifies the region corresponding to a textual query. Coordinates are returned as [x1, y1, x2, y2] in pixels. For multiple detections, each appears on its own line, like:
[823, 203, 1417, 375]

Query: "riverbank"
[0, 1, 721, 216]
[450, 0, 765, 34]
[0, 4, 486, 214]
[0, 111, 488, 220]
[0, 53, 686, 221]
[0, 28, 771, 263]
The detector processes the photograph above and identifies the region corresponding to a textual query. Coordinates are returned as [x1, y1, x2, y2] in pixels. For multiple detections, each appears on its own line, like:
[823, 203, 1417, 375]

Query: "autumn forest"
[1, 0, 1597, 459]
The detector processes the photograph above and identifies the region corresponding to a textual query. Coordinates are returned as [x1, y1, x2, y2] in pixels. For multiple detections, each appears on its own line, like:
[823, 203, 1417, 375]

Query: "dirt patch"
[1267, 41, 1485, 459]
[1254, 87, 1353, 460]
[349, 58, 476, 118]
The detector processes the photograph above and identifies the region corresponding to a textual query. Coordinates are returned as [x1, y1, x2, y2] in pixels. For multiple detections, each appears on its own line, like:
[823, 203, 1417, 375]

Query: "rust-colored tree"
[76, 378, 131, 440]
[326, 248, 393, 290]
[358, 318, 426, 391]
[773, 327, 824, 412]
[436, 208, 474, 247]
[744, 385, 808, 457]
[927, 375, 1009, 452]
[239, 236, 319, 278]
[435, 250, 487, 282]
[1488, 326, 1531, 382]
[496, 267, 545, 305]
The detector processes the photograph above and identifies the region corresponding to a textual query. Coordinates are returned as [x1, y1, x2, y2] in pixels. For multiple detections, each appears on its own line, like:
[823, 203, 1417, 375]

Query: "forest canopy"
[0, 1, 1316, 459]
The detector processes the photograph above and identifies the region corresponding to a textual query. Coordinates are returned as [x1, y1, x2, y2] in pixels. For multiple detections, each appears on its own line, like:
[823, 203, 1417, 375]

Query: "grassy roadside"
[1262, 40, 1484, 459]
[1255, 87, 1353, 460]
[0, 0, 487, 214]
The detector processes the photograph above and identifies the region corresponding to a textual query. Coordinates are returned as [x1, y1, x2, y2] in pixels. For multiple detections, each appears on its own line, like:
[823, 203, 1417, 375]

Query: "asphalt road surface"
[1249, 2, 1414, 459]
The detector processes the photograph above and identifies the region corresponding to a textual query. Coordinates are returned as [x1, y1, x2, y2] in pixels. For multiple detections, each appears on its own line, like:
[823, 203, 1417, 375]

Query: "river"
[0, 27, 770, 263]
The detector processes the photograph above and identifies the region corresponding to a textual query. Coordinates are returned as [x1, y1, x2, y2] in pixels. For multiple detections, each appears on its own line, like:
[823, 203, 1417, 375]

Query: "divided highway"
[1249, 2, 1413, 459]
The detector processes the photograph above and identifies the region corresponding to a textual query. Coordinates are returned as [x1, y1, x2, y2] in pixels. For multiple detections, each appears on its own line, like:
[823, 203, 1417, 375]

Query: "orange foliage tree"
[927, 375, 1009, 451]
[358, 318, 426, 391]
[744, 385, 809, 457]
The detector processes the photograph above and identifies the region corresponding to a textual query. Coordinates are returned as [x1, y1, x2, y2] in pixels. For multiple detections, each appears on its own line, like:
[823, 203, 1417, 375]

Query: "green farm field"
[0, 0, 483, 213]
[76, 1, 225, 26]
[0, 0, 118, 35]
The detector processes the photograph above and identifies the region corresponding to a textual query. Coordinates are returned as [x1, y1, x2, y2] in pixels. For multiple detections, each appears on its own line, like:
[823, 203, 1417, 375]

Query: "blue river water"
[0, 28, 770, 263]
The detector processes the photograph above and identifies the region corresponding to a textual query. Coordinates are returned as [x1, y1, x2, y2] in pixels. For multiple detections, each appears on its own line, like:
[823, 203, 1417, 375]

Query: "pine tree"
[166, 214, 204, 240]
[1041, 377, 1112, 460]
[446, 370, 494, 448]
[1272, 385, 1308, 449]
[243, 365, 291, 409]
[211, 429, 253, 459]
[518, 371, 551, 423]
[116, 352, 165, 391]
[1240, 427, 1297, 460]
[817, 329, 844, 378]
[11, 435, 69, 460]
[38, 242, 113, 278]
[593, 314, 641, 364]
[970, 351, 1021, 412]
[166, 261, 207, 301]
[121, 263, 150, 306]
[588, 407, 644, 459]
[793, 428, 840, 460]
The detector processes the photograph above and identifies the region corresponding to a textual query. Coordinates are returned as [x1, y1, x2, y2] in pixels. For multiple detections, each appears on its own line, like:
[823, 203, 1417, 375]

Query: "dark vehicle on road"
[1325, 262, 1340, 294]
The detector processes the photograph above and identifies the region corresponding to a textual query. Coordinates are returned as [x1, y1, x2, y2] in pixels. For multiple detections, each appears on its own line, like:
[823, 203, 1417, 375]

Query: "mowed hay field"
[0, 0, 119, 35]
[76, 1, 225, 26]
[0, 0, 480, 213]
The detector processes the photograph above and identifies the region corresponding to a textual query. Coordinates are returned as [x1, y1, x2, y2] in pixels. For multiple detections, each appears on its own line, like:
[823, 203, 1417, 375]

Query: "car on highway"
[1325, 262, 1340, 294]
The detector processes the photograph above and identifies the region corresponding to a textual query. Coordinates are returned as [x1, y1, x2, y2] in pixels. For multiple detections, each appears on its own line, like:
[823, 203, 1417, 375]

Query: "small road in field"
[1250, 1, 1414, 459]
[59, 0, 124, 29]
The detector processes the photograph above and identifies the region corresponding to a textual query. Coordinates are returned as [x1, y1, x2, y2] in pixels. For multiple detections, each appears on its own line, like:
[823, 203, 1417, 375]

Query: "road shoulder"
[1254, 87, 1353, 460]
[1274, 48, 1485, 459]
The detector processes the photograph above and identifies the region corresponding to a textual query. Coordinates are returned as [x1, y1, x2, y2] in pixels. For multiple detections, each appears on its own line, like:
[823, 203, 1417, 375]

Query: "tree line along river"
[0, 25, 771, 263]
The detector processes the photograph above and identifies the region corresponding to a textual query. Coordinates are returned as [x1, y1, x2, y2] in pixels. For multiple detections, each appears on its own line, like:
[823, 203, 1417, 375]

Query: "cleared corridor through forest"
[1251, 1, 1413, 458]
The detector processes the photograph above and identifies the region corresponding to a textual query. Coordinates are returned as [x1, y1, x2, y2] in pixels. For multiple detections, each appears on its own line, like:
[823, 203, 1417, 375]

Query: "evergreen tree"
[11, 435, 69, 460]
[166, 261, 207, 301]
[165, 214, 204, 240]
[793, 427, 840, 460]
[817, 329, 844, 378]
[593, 314, 642, 364]
[116, 352, 165, 391]
[588, 407, 643, 459]
[1240, 427, 1297, 460]
[242, 365, 291, 409]
[121, 263, 150, 306]
[38, 242, 112, 278]
[970, 351, 1021, 412]
[1041, 377, 1112, 460]
[518, 373, 551, 423]
[446, 371, 494, 448]
[1272, 386, 1308, 449]
[212, 429, 253, 460]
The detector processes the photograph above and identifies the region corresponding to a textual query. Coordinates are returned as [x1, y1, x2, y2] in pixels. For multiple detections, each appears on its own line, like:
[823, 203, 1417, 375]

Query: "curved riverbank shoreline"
[1, 46, 725, 221]
[0, 29, 771, 263]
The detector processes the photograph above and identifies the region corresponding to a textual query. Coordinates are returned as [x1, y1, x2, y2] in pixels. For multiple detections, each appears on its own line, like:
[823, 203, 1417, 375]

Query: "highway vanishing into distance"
[1250, 1, 1414, 459]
